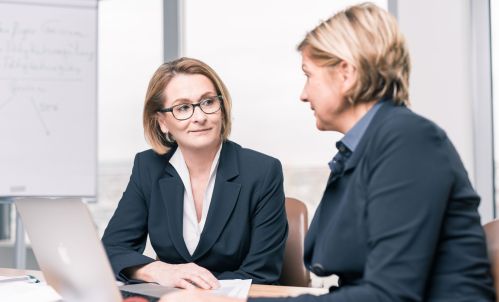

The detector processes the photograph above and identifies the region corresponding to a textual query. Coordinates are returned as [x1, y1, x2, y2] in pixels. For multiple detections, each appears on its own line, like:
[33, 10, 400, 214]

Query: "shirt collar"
[170, 143, 223, 185]
[340, 100, 383, 153]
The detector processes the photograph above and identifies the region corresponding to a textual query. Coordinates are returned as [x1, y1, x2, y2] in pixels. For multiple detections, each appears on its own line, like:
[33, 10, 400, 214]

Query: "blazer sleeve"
[249, 119, 455, 302]
[101, 154, 155, 282]
[217, 159, 288, 284]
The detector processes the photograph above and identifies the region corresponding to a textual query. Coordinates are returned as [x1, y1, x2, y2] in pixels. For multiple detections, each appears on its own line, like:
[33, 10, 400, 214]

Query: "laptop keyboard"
[121, 289, 159, 302]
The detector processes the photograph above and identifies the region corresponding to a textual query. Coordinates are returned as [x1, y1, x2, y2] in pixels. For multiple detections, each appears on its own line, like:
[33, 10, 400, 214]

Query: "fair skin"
[128, 73, 224, 290]
[300, 48, 377, 133]
[158, 50, 379, 302]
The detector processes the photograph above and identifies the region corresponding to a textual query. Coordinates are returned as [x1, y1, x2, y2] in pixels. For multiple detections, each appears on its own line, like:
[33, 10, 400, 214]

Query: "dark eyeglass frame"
[157, 95, 223, 121]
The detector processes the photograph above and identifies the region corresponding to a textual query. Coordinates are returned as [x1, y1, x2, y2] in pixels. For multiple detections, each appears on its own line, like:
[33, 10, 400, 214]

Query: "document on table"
[0, 276, 61, 302]
[0, 275, 38, 283]
[210, 279, 252, 298]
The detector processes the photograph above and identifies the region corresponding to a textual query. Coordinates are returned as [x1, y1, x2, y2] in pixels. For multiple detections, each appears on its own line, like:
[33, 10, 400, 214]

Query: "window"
[92, 0, 163, 235]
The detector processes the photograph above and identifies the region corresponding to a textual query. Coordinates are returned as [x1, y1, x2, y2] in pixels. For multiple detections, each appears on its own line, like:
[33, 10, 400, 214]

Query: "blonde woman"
[102, 57, 287, 289]
[161, 3, 494, 302]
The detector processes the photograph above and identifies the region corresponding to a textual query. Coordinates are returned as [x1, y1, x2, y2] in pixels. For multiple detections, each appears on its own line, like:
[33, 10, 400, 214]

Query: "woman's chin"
[178, 137, 221, 151]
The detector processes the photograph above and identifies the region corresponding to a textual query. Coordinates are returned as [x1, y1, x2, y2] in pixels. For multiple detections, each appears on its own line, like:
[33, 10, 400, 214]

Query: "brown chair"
[279, 197, 311, 287]
[484, 219, 499, 301]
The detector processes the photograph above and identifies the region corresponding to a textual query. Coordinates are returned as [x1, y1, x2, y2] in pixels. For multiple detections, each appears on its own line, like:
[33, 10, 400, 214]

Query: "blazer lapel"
[159, 160, 193, 262]
[326, 170, 339, 186]
[192, 141, 241, 261]
[343, 101, 393, 175]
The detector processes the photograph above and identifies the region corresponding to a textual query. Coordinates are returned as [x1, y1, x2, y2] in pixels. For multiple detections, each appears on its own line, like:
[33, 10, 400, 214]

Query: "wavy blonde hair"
[298, 2, 410, 106]
[143, 57, 232, 154]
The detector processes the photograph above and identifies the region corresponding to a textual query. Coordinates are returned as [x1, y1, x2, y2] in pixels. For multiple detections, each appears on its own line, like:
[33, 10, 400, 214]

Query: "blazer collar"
[158, 141, 242, 261]
[158, 145, 191, 261]
[192, 141, 241, 260]
[343, 100, 400, 174]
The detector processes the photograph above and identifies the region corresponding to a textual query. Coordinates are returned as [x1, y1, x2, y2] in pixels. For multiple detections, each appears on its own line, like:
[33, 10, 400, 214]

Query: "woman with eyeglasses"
[160, 3, 494, 302]
[102, 57, 288, 289]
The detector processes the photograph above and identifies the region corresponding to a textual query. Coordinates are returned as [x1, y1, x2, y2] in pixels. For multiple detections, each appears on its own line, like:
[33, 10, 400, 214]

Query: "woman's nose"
[300, 89, 309, 103]
[191, 105, 207, 122]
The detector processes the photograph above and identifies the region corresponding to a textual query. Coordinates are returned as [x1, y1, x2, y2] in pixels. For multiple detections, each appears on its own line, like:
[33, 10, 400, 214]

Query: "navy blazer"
[251, 101, 495, 302]
[102, 140, 288, 284]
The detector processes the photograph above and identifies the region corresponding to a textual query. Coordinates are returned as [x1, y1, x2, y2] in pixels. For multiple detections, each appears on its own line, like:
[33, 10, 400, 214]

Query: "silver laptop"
[15, 198, 176, 302]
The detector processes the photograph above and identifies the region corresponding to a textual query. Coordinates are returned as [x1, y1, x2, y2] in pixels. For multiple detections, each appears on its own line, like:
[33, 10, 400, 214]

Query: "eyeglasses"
[158, 95, 223, 121]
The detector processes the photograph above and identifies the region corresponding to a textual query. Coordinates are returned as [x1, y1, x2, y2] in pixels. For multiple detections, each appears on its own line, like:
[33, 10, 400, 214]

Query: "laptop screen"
[16, 198, 123, 302]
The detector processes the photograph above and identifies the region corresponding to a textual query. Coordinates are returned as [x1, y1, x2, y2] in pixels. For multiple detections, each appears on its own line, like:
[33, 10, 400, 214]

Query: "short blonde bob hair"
[298, 2, 410, 106]
[143, 57, 232, 154]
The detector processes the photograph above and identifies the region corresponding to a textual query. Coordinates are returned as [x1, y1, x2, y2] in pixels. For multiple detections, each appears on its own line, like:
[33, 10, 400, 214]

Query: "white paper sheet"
[0, 281, 61, 302]
[0, 274, 38, 283]
[210, 279, 252, 299]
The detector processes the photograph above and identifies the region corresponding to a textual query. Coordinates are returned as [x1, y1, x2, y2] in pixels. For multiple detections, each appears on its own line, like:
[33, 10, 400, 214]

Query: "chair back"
[279, 197, 310, 287]
[484, 219, 499, 301]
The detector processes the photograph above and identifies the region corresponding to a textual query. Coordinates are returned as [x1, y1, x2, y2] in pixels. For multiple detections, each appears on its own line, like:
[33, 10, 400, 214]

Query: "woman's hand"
[159, 290, 245, 302]
[133, 261, 220, 289]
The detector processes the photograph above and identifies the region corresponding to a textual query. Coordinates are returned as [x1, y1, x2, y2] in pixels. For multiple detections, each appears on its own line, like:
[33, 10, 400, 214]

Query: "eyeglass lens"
[172, 96, 221, 120]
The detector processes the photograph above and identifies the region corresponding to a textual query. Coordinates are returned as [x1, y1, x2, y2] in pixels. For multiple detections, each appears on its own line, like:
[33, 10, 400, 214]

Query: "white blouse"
[169, 145, 222, 255]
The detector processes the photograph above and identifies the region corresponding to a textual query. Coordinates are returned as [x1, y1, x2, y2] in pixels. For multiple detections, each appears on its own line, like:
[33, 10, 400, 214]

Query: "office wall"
[183, 0, 387, 168]
[395, 0, 496, 222]
[98, 0, 162, 163]
[396, 0, 474, 180]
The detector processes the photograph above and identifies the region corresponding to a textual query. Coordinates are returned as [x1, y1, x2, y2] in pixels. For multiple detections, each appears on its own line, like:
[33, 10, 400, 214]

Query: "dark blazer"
[102, 140, 288, 284]
[251, 101, 495, 302]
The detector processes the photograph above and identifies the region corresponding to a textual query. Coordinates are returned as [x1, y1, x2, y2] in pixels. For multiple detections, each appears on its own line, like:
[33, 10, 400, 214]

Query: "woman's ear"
[157, 113, 169, 134]
[337, 61, 357, 93]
